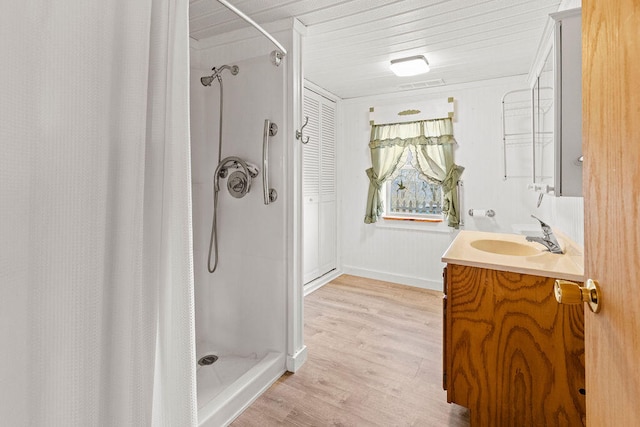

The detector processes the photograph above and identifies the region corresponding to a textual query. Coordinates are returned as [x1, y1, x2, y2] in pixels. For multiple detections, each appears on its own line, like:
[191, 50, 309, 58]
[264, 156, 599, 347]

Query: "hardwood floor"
[232, 274, 470, 426]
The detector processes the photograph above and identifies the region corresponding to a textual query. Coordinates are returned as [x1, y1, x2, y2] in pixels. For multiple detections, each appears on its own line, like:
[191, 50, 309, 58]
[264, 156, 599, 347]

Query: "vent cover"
[399, 79, 445, 90]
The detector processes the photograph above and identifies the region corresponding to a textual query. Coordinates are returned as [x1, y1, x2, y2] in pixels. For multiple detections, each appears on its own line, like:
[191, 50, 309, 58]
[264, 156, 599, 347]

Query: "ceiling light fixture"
[390, 55, 430, 77]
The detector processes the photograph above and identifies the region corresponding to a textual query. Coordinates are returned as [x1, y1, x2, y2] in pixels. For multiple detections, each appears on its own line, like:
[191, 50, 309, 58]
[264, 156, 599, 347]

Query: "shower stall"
[189, 20, 306, 426]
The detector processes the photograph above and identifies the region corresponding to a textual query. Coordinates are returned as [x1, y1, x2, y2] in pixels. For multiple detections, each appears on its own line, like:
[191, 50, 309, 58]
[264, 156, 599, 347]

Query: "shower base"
[197, 350, 285, 427]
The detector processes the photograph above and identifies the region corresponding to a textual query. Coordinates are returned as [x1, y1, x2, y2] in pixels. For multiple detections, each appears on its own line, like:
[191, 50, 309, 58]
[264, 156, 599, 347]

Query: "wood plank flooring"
[232, 274, 470, 426]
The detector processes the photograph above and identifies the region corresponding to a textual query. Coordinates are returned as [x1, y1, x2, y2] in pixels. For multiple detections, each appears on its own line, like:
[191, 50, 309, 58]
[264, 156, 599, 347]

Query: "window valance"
[369, 118, 455, 146]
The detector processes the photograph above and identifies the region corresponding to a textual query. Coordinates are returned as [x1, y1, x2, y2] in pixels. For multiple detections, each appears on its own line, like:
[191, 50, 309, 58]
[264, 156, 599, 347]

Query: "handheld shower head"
[200, 64, 239, 87]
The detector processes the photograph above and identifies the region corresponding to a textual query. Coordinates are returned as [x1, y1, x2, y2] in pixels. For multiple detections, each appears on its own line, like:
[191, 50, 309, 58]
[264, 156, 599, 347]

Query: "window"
[384, 150, 443, 220]
[364, 118, 464, 228]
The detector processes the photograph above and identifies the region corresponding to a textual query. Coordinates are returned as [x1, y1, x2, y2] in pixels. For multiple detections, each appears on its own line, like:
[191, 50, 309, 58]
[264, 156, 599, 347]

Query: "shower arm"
[212, 64, 238, 79]
[216, 0, 287, 56]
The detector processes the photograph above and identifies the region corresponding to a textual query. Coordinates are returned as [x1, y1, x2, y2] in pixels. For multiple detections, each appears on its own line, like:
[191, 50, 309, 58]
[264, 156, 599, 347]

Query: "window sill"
[382, 215, 443, 223]
[375, 216, 453, 234]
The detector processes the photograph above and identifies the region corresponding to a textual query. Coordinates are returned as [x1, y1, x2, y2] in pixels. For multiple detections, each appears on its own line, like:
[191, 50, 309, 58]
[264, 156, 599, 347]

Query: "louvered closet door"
[302, 94, 320, 283]
[302, 88, 337, 285]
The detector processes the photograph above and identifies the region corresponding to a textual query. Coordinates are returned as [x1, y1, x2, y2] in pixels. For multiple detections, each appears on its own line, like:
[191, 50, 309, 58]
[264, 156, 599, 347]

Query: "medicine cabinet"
[530, 8, 582, 197]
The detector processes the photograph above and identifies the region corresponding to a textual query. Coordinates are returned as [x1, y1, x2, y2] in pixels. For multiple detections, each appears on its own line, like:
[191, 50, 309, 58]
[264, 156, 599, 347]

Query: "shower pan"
[190, 51, 290, 427]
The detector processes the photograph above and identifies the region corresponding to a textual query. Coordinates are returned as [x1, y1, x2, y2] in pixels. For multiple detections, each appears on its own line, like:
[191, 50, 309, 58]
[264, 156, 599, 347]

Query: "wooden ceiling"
[189, 0, 564, 99]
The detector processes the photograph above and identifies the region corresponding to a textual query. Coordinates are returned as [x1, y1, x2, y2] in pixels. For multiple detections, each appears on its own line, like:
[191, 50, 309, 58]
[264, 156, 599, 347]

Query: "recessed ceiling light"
[390, 55, 430, 77]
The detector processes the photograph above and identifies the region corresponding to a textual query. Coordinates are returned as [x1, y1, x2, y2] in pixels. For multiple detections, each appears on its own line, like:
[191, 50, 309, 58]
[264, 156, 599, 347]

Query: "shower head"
[200, 64, 239, 87]
[200, 75, 215, 86]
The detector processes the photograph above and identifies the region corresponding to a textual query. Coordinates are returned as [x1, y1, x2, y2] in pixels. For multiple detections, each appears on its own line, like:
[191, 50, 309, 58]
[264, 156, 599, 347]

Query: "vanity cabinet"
[443, 264, 585, 426]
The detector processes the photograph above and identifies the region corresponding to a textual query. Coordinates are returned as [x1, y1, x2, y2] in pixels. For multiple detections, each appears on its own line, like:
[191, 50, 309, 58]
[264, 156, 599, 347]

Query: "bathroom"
[1, 0, 638, 426]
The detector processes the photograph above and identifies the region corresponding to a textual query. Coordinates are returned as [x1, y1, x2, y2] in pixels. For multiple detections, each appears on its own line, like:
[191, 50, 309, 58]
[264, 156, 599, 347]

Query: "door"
[302, 88, 337, 285]
[583, 1, 640, 424]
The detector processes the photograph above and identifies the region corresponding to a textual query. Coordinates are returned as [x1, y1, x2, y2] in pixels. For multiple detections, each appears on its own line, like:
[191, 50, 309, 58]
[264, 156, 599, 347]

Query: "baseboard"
[303, 269, 342, 296]
[286, 345, 307, 373]
[341, 265, 441, 291]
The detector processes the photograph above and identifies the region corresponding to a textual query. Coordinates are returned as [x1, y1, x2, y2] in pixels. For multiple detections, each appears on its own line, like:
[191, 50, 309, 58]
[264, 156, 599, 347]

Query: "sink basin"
[470, 239, 541, 256]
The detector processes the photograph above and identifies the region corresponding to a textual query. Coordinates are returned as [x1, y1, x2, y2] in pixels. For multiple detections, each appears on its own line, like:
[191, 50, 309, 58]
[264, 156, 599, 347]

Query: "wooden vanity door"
[583, 0, 640, 424]
[446, 265, 585, 426]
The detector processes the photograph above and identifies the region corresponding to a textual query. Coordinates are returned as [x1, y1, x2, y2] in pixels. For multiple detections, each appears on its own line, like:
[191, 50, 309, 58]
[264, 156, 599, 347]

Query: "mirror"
[531, 8, 582, 197]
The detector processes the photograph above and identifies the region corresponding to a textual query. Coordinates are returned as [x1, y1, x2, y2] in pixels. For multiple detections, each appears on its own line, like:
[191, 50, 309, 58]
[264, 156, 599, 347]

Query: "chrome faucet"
[526, 215, 564, 254]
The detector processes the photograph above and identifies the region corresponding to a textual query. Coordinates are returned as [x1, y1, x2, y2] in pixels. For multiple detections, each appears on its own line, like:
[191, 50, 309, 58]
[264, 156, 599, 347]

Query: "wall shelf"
[501, 88, 532, 180]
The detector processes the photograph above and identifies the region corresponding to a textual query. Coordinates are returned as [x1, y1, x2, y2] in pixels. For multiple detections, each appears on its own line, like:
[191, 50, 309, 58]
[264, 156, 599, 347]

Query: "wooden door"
[583, 1, 640, 424]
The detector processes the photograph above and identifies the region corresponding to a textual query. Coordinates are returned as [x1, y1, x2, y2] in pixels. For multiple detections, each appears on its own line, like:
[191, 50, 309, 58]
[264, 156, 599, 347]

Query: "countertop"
[441, 230, 584, 282]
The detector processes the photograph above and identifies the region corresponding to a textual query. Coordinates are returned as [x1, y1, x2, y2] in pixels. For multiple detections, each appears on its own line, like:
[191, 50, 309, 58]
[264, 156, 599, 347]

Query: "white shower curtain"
[0, 1, 197, 426]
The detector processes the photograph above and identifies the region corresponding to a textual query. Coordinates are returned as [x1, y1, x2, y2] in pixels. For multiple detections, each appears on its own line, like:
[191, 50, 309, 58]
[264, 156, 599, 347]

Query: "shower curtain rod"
[216, 0, 288, 56]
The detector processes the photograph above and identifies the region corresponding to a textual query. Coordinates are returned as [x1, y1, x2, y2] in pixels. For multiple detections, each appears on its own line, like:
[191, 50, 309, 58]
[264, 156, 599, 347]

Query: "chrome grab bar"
[262, 119, 278, 205]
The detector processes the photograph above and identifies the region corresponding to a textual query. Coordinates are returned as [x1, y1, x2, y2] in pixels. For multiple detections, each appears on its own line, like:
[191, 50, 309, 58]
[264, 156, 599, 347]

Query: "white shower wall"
[191, 54, 287, 358]
[190, 55, 287, 357]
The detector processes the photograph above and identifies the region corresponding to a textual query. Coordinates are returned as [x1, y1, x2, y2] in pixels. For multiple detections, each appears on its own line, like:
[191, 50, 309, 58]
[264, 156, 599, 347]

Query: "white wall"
[337, 75, 584, 290]
[542, 195, 584, 246]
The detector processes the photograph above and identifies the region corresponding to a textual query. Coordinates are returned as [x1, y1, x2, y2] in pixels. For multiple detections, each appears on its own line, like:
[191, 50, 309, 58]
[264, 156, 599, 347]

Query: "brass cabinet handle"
[554, 279, 601, 313]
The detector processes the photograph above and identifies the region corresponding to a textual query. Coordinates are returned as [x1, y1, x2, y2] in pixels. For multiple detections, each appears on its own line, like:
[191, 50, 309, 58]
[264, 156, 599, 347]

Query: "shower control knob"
[230, 178, 245, 192]
[227, 170, 250, 198]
